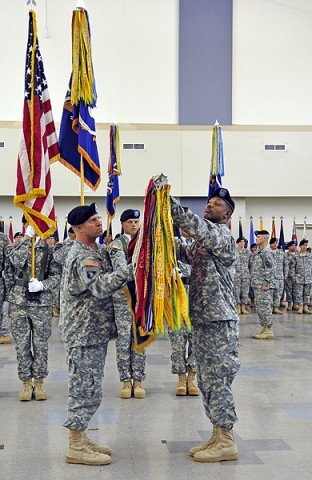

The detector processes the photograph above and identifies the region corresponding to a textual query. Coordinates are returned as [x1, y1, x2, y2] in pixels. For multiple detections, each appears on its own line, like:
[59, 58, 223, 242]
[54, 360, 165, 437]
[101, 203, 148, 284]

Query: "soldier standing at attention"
[166, 182, 240, 463]
[233, 237, 250, 315]
[250, 230, 275, 339]
[108, 209, 146, 399]
[285, 240, 297, 311]
[5, 216, 61, 400]
[291, 239, 312, 314]
[0, 230, 10, 344]
[59, 203, 134, 466]
[269, 237, 288, 314]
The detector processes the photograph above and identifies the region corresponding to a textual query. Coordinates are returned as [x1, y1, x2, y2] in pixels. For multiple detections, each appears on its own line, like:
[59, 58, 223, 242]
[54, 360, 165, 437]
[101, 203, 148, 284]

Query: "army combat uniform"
[170, 197, 240, 434]
[5, 237, 61, 394]
[233, 248, 250, 312]
[0, 232, 10, 342]
[291, 251, 312, 312]
[249, 245, 275, 333]
[271, 248, 288, 310]
[285, 250, 297, 308]
[60, 240, 133, 432]
[108, 235, 146, 387]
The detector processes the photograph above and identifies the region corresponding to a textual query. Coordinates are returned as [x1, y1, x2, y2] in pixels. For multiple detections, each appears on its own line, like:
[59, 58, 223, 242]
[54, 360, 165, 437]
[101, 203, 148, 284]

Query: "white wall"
[0, 0, 178, 123]
[233, 0, 312, 125]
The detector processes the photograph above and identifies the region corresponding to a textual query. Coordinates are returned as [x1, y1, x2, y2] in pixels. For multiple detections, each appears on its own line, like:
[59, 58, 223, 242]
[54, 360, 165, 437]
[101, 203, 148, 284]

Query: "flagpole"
[80, 157, 85, 205]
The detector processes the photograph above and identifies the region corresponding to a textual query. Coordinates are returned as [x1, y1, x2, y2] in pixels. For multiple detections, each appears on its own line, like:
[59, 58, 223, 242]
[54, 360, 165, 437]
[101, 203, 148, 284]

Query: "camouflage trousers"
[294, 283, 311, 306]
[64, 344, 108, 431]
[285, 277, 295, 303]
[253, 287, 273, 327]
[272, 279, 285, 308]
[168, 322, 196, 374]
[114, 306, 146, 382]
[193, 321, 240, 430]
[233, 276, 250, 305]
[10, 304, 52, 381]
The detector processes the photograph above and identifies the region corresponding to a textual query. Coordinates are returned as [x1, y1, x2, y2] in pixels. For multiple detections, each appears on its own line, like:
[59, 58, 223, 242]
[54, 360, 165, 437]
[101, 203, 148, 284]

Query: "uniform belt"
[181, 277, 190, 285]
[15, 279, 28, 287]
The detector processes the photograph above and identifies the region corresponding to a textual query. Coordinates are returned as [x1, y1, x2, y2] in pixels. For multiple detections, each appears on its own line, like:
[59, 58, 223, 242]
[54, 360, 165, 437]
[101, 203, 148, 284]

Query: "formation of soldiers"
[234, 231, 312, 339]
[1, 197, 311, 467]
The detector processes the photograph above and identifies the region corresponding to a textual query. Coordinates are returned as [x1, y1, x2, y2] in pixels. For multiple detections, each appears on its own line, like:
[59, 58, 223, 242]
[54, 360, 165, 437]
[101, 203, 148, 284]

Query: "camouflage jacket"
[285, 251, 297, 279]
[249, 244, 275, 288]
[170, 197, 238, 324]
[5, 237, 61, 306]
[234, 248, 250, 279]
[0, 232, 9, 294]
[53, 239, 75, 268]
[107, 234, 130, 303]
[59, 240, 133, 348]
[290, 252, 312, 284]
[271, 248, 289, 282]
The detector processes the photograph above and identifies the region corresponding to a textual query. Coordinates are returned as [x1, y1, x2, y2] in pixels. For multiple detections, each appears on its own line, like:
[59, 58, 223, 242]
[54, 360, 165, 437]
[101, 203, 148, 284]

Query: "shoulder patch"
[82, 259, 100, 268]
[110, 243, 121, 250]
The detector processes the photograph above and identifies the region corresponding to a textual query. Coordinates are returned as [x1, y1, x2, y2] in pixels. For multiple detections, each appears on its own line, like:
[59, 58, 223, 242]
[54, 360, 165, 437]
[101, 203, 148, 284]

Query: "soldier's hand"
[28, 278, 44, 292]
[153, 173, 168, 189]
[25, 225, 36, 238]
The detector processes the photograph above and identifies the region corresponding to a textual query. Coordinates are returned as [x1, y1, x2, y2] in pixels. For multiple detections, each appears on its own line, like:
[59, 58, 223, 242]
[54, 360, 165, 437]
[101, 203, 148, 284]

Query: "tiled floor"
[1, 309, 312, 480]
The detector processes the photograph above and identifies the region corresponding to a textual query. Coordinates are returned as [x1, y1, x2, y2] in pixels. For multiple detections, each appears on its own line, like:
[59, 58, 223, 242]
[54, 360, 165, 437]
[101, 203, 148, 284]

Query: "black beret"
[67, 203, 98, 226]
[236, 237, 245, 243]
[255, 230, 270, 236]
[14, 231, 23, 239]
[250, 243, 257, 249]
[299, 239, 308, 246]
[269, 237, 278, 244]
[68, 227, 74, 235]
[287, 240, 296, 247]
[209, 188, 235, 212]
[120, 209, 140, 223]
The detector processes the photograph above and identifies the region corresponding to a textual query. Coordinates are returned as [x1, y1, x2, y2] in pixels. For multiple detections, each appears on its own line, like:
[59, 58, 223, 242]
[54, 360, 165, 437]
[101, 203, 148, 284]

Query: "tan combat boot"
[273, 307, 283, 315]
[297, 305, 303, 314]
[120, 381, 132, 399]
[189, 426, 219, 457]
[19, 380, 33, 401]
[236, 304, 241, 315]
[252, 327, 274, 339]
[187, 371, 200, 396]
[66, 430, 111, 465]
[34, 379, 47, 401]
[303, 304, 312, 314]
[133, 381, 146, 398]
[84, 432, 112, 455]
[286, 302, 293, 311]
[241, 305, 249, 315]
[193, 428, 238, 462]
[292, 304, 299, 311]
[0, 335, 11, 344]
[176, 373, 187, 396]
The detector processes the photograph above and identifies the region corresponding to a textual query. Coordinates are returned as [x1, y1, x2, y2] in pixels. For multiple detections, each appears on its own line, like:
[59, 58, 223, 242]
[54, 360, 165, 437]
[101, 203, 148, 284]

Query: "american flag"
[14, 10, 59, 239]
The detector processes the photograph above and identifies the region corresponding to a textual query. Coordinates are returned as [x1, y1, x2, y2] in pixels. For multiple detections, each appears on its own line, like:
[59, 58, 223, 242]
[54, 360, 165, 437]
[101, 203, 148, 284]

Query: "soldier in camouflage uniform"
[269, 238, 288, 314]
[250, 230, 275, 339]
[60, 203, 134, 466]
[290, 239, 312, 314]
[233, 237, 250, 315]
[0, 231, 10, 344]
[167, 184, 240, 463]
[5, 219, 61, 401]
[108, 209, 146, 399]
[52, 234, 76, 316]
[168, 232, 199, 396]
[284, 240, 297, 311]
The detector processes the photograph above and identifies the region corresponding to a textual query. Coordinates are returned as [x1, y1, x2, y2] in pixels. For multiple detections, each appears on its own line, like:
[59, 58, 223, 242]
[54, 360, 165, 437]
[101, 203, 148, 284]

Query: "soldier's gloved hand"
[25, 225, 36, 238]
[153, 173, 168, 189]
[28, 278, 43, 292]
